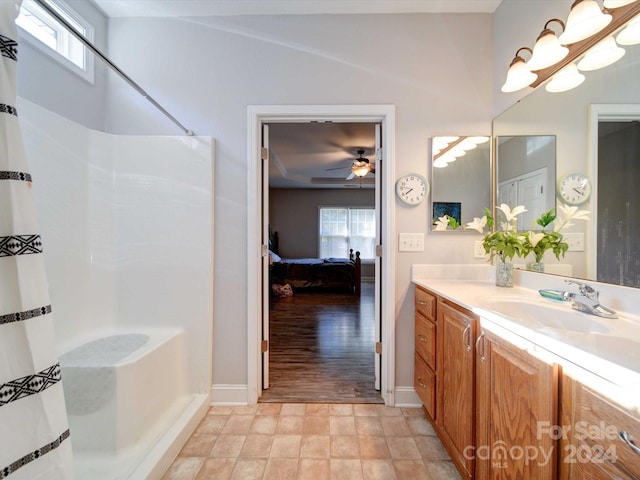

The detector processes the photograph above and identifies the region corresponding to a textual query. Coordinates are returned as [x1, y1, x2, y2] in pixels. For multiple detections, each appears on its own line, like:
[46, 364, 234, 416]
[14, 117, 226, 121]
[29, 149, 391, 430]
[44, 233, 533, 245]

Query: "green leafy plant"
[466, 204, 526, 263]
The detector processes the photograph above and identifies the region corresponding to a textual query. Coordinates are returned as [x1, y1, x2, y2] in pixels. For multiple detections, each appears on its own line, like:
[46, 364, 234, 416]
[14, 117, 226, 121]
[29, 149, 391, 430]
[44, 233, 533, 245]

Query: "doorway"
[247, 105, 396, 406]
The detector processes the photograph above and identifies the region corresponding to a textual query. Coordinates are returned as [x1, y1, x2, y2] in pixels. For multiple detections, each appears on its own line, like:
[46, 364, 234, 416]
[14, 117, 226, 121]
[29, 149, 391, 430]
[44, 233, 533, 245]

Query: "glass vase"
[526, 261, 544, 273]
[496, 261, 513, 287]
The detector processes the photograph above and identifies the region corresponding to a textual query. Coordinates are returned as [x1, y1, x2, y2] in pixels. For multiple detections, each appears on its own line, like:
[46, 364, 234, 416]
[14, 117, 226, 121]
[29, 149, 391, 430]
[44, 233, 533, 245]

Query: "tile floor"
[161, 403, 462, 480]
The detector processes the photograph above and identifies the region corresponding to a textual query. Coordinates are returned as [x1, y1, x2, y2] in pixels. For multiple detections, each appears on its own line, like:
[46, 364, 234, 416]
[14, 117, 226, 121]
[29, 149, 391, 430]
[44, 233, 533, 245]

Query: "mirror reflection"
[430, 136, 491, 231]
[496, 135, 556, 231]
[493, 19, 640, 287]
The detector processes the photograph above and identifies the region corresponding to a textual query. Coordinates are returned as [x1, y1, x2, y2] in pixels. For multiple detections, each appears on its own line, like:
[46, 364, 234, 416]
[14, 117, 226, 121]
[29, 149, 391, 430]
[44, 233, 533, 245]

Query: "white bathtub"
[60, 328, 189, 455]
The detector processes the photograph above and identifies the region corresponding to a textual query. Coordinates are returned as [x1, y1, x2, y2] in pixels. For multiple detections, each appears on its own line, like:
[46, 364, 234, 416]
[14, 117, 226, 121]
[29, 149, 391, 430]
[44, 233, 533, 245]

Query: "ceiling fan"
[326, 149, 375, 180]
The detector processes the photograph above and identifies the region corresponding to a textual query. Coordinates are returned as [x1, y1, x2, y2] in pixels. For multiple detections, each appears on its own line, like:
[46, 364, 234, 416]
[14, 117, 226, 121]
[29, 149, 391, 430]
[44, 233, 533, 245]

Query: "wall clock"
[396, 174, 428, 206]
[558, 173, 591, 205]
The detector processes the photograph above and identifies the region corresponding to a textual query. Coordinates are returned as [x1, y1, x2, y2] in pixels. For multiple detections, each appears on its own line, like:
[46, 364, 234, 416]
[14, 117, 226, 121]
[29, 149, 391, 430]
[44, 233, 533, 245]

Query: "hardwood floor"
[260, 281, 383, 404]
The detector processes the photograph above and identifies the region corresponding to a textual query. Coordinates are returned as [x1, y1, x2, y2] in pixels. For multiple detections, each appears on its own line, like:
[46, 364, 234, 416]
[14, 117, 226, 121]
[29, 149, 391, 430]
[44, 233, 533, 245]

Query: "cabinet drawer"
[414, 353, 435, 419]
[415, 286, 436, 322]
[415, 312, 436, 369]
[575, 386, 640, 478]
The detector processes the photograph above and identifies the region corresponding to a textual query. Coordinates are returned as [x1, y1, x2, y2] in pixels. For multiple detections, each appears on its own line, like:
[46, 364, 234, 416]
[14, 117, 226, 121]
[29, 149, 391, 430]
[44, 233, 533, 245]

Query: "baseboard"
[393, 386, 422, 408]
[211, 384, 249, 406]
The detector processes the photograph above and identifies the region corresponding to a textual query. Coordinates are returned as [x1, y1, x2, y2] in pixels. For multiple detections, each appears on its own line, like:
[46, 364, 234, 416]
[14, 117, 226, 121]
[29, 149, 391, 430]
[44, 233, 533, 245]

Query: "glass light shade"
[527, 31, 569, 70]
[501, 58, 537, 92]
[558, 0, 612, 45]
[433, 158, 449, 168]
[466, 136, 490, 144]
[545, 63, 585, 92]
[617, 16, 640, 45]
[352, 164, 370, 177]
[448, 148, 467, 158]
[432, 137, 458, 150]
[577, 36, 625, 71]
[603, 0, 637, 7]
[458, 139, 478, 151]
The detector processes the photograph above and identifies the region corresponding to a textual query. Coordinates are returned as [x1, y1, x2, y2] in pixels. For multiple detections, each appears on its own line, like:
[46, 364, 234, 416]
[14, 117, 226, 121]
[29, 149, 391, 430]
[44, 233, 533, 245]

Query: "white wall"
[19, 98, 214, 394]
[15, 9, 495, 398]
[99, 13, 493, 393]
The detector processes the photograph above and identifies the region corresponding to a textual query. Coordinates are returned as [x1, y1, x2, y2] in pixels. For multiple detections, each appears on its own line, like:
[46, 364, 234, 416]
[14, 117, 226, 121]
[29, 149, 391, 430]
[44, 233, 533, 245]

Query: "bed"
[269, 231, 361, 296]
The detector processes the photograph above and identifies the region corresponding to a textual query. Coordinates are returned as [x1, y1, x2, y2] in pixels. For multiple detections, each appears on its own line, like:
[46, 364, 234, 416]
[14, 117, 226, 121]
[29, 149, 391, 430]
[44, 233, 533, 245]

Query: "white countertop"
[412, 272, 640, 402]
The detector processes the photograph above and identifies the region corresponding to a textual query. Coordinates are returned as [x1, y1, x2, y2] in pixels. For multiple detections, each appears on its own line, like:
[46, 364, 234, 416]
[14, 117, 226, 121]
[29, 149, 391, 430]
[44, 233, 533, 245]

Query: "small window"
[17, 0, 94, 83]
[319, 207, 376, 260]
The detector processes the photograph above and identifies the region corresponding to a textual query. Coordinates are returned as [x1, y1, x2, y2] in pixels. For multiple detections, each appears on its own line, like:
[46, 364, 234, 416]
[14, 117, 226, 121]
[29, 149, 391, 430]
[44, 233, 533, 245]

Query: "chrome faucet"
[562, 280, 618, 319]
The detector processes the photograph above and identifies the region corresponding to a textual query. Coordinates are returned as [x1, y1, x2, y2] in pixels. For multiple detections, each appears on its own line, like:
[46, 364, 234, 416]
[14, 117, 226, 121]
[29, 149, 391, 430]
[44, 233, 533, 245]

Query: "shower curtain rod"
[33, 0, 195, 136]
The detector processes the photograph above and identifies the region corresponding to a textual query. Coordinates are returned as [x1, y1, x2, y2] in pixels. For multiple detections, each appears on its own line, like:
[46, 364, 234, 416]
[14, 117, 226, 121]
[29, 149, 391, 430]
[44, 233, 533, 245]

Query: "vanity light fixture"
[545, 62, 585, 92]
[577, 35, 626, 70]
[432, 136, 489, 168]
[501, 47, 537, 93]
[617, 14, 640, 44]
[527, 19, 570, 70]
[558, 0, 612, 45]
[603, 0, 637, 8]
[503, 1, 640, 93]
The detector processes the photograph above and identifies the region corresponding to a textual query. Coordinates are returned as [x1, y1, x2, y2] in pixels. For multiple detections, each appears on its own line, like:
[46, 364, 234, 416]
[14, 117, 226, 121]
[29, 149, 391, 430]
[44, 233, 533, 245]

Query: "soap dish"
[538, 289, 567, 302]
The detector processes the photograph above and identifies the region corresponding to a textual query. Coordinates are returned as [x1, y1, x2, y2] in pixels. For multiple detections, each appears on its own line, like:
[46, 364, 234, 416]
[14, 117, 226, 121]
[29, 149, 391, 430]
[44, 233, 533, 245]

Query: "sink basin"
[477, 296, 612, 334]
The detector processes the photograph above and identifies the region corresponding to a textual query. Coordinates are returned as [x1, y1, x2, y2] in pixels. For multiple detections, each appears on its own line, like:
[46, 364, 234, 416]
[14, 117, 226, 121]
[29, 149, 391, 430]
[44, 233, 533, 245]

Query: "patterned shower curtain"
[0, 1, 73, 478]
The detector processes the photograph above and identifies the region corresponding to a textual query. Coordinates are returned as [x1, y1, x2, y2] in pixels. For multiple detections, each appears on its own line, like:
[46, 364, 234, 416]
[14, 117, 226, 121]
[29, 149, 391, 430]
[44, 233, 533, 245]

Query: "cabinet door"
[437, 301, 476, 479]
[476, 329, 558, 479]
[561, 374, 640, 479]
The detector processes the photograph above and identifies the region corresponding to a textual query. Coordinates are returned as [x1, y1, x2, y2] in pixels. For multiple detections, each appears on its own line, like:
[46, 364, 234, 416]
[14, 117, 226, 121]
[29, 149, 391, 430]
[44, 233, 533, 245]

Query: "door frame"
[247, 104, 396, 406]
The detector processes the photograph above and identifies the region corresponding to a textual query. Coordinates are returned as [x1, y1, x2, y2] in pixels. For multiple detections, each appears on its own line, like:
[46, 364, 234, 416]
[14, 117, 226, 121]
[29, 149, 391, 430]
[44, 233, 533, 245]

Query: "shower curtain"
[0, 1, 73, 478]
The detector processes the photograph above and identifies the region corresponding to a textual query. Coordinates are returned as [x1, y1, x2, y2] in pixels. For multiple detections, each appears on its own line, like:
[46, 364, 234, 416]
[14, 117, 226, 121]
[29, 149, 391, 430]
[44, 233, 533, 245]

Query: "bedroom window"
[319, 207, 376, 260]
[16, 0, 95, 83]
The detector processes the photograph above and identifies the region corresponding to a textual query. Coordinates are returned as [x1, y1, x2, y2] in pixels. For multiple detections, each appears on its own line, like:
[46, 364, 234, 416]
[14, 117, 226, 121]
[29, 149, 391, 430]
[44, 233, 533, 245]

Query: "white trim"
[587, 104, 640, 281]
[210, 384, 250, 406]
[247, 104, 396, 406]
[393, 387, 423, 408]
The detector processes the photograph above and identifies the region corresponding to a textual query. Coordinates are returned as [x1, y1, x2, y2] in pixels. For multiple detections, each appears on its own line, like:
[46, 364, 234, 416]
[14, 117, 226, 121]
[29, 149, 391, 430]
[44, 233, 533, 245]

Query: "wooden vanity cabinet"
[414, 286, 437, 419]
[437, 300, 477, 480]
[560, 374, 640, 479]
[475, 328, 559, 479]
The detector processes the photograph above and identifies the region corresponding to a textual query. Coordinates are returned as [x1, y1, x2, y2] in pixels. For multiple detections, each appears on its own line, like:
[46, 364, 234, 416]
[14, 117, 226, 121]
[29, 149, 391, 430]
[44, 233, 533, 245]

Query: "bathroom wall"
[18, 98, 214, 394]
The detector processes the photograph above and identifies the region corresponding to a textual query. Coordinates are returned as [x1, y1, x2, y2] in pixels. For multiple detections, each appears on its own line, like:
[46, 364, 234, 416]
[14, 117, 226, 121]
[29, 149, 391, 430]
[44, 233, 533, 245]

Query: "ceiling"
[268, 122, 377, 189]
[90, 0, 503, 18]
[89, 0, 502, 189]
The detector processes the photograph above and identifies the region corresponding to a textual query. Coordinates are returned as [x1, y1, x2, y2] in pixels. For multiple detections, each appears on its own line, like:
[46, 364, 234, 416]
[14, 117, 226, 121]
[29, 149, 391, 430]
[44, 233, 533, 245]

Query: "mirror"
[431, 136, 491, 231]
[493, 24, 640, 287]
[496, 135, 556, 231]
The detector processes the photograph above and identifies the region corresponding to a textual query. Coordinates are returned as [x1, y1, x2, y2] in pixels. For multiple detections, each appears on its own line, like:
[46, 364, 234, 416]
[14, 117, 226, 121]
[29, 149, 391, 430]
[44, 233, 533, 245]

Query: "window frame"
[17, 0, 95, 84]
[318, 205, 376, 261]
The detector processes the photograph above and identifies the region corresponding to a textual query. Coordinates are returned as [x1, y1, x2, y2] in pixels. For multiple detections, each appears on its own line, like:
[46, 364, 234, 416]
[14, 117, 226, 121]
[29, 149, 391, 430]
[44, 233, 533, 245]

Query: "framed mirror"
[431, 136, 491, 231]
[493, 20, 640, 287]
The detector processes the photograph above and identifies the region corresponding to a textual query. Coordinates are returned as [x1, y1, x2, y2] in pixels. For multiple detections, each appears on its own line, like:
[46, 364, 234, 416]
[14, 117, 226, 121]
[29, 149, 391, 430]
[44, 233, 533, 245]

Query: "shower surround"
[18, 98, 214, 479]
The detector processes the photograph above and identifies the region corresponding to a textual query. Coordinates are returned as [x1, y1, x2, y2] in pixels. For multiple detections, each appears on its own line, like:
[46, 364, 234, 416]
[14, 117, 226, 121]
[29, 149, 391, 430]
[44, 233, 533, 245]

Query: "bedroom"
[264, 121, 380, 403]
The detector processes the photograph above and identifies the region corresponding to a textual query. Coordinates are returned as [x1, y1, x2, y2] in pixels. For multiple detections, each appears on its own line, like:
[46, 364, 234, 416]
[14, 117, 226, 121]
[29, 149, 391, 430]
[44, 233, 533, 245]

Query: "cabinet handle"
[463, 325, 472, 352]
[476, 333, 486, 362]
[417, 377, 427, 388]
[417, 300, 428, 306]
[417, 334, 428, 343]
[619, 431, 640, 456]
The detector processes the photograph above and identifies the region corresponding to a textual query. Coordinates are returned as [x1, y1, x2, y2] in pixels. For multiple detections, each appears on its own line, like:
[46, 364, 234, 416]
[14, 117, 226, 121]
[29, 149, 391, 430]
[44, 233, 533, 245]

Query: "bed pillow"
[269, 250, 282, 262]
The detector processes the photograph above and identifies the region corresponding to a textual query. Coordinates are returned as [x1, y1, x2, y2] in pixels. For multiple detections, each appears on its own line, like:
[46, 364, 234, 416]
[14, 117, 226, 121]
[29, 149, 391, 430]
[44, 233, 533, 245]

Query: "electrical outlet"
[474, 240, 487, 258]
[398, 233, 424, 252]
[563, 232, 585, 251]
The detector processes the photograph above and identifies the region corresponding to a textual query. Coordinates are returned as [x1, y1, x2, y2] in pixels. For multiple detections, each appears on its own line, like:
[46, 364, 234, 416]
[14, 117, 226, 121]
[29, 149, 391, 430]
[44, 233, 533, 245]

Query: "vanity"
[412, 266, 640, 479]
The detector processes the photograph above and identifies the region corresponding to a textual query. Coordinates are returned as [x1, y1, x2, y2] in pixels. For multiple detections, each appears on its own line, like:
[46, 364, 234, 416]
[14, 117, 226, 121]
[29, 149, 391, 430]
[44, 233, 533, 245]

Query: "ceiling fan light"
[501, 56, 537, 93]
[545, 63, 585, 92]
[617, 15, 640, 45]
[603, 0, 637, 8]
[351, 164, 370, 177]
[558, 0, 612, 45]
[577, 36, 625, 71]
[527, 25, 569, 70]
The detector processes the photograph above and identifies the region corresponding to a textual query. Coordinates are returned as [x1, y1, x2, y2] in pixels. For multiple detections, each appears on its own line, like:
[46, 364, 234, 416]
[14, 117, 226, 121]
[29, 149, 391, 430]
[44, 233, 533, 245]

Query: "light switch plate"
[474, 240, 486, 258]
[398, 233, 424, 252]
[563, 232, 585, 252]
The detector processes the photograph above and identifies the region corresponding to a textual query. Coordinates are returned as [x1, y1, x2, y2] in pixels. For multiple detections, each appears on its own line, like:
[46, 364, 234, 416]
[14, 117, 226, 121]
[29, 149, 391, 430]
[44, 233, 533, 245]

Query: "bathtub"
[60, 328, 189, 455]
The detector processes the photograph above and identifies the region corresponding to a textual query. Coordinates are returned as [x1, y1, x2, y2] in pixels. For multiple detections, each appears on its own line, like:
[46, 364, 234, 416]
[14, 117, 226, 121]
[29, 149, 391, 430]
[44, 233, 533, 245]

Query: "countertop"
[413, 277, 640, 402]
